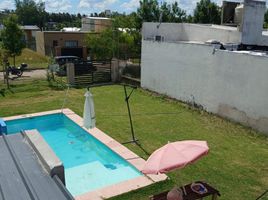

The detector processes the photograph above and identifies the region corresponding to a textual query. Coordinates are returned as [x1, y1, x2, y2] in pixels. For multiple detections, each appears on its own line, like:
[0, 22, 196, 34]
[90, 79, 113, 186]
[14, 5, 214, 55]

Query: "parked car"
[54, 56, 80, 65]
[53, 56, 80, 76]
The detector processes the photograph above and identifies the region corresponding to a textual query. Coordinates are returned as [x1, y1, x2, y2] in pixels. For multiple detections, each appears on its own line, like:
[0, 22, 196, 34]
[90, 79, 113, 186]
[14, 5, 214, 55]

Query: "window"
[65, 40, 78, 47]
[90, 19, 95, 32]
[53, 40, 58, 47]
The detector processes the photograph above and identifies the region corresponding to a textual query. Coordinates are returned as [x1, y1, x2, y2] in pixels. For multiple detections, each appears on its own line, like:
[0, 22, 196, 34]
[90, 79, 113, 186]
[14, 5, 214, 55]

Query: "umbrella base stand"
[122, 139, 139, 145]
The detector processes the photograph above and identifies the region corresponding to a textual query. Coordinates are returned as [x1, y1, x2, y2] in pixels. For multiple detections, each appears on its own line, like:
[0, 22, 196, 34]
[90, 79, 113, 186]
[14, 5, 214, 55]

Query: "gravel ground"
[0, 69, 47, 81]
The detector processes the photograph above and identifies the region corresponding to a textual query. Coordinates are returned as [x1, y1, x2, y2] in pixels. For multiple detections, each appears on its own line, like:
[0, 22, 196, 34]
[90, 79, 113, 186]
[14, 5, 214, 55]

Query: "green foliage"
[0, 14, 25, 65]
[112, 14, 142, 58]
[118, 32, 137, 59]
[264, 9, 268, 28]
[46, 71, 67, 90]
[113, 12, 139, 30]
[137, 0, 187, 29]
[15, 1, 81, 30]
[193, 0, 221, 24]
[86, 29, 115, 59]
[0, 46, 10, 88]
[187, 15, 193, 23]
[15, 0, 46, 29]
[86, 27, 140, 60]
[137, 0, 160, 27]
[46, 12, 82, 30]
[160, 1, 187, 23]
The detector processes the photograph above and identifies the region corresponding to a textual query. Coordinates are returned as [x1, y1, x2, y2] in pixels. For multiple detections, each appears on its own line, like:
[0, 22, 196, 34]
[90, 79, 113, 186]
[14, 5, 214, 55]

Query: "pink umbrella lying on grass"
[142, 140, 209, 174]
[141, 140, 209, 195]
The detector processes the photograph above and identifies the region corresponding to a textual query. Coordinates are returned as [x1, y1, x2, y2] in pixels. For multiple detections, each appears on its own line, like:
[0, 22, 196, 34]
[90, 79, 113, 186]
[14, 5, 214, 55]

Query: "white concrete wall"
[143, 22, 268, 46]
[142, 23, 241, 43]
[141, 40, 268, 134]
[142, 23, 184, 42]
[180, 24, 241, 43]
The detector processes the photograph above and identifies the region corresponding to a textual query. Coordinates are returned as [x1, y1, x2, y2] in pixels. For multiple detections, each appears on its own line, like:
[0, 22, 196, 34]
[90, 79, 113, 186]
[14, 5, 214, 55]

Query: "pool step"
[65, 161, 110, 196]
[105, 164, 141, 180]
[65, 161, 141, 196]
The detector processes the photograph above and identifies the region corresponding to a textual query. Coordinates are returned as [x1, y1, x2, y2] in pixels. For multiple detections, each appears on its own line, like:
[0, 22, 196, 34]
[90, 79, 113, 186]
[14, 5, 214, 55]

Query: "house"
[141, 0, 268, 135]
[35, 31, 95, 59]
[0, 24, 40, 50]
[35, 16, 112, 59]
[81, 17, 112, 32]
[21, 25, 40, 50]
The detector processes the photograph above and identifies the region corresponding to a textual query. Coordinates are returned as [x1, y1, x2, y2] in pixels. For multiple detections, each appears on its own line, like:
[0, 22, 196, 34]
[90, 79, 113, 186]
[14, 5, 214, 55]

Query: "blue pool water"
[5, 113, 142, 196]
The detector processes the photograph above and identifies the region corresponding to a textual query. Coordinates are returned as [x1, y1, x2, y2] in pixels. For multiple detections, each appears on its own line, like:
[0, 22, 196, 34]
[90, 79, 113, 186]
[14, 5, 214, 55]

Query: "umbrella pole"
[122, 84, 139, 145]
[61, 84, 70, 113]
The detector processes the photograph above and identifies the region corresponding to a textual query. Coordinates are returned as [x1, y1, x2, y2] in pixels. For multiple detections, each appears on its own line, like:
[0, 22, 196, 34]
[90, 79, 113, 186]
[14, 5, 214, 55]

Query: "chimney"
[241, 0, 266, 45]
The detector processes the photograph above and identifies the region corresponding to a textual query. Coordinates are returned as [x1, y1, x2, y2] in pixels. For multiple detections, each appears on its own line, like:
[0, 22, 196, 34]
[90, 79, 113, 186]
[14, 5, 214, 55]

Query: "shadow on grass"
[108, 179, 174, 200]
[0, 86, 15, 97]
[0, 88, 6, 96]
[136, 142, 151, 157]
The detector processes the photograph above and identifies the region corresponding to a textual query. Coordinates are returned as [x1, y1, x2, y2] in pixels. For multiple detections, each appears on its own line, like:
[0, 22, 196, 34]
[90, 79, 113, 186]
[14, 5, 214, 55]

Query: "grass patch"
[1, 48, 50, 70]
[0, 79, 267, 200]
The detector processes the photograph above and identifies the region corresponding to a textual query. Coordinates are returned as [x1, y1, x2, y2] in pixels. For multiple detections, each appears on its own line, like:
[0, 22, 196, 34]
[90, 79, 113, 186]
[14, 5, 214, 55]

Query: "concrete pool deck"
[3, 108, 167, 200]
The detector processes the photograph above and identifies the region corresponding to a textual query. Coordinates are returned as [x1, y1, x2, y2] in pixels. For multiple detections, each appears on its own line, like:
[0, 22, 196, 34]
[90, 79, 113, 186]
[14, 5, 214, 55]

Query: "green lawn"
[1, 48, 49, 70]
[0, 79, 267, 200]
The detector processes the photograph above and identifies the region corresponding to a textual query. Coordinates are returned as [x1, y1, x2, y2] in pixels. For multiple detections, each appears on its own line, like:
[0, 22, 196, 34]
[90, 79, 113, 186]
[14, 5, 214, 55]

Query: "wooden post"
[111, 58, 119, 82]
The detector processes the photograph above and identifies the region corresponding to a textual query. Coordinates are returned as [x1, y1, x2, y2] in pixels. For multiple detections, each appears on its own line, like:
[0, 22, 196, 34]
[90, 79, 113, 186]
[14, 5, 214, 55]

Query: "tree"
[0, 14, 25, 66]
[113, 13, 139, 30]
[111, 13, 142, 58]
[0, 48, 10, 88]
[45, 12, 82, 30]
[86, 29, 116, 59]
[187, 15, 193, 23]
[136, 0, 186, 29]
[85, 27, 138, 60]
[15, 0, 46, 29]
[137, 0, 160, 28]
[193, 0, 221, 24]
[160, 1, 186, 23]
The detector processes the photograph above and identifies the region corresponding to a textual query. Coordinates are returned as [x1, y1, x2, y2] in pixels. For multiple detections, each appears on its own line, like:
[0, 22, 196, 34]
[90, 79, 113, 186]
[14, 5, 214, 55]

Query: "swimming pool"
[5, 113, 142, 196]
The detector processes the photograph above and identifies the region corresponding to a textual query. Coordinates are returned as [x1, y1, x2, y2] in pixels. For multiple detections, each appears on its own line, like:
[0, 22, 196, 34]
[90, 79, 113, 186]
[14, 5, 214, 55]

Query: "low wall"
[142, 22, 268, 46]
[142, 23, 241, 43]
[141, 40, 268, 134]
[24, 129, 65, 184]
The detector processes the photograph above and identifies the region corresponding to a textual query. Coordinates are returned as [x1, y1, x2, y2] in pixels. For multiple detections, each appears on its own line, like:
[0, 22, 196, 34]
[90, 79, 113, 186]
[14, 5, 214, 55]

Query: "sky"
[0, 0, 242, 15]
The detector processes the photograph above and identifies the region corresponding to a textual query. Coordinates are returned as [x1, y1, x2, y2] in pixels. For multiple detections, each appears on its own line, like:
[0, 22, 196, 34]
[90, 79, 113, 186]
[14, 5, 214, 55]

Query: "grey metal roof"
[0, 134, 74, 200]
